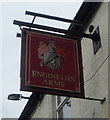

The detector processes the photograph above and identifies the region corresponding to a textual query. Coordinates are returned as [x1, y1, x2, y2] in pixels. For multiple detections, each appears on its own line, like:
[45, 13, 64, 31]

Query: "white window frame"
[56, 96, 70, 119]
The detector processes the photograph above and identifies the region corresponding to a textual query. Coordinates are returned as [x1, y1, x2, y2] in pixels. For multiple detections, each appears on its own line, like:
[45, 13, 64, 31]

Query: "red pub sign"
[20, 28, 85, 98]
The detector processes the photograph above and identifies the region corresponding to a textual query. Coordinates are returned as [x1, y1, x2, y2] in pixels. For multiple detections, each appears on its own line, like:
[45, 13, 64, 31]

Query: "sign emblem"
[38, 41, 66, 70]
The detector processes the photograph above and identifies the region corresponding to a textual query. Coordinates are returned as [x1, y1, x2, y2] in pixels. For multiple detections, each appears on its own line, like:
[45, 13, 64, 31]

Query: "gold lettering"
[42, 79, 65, 87]
[60, 81, 65, 87]
[50, 73, 56, 79]
[43, 73, 47, 78]
[70, 76, 75, 82]
[37, 71, 43, 77]
[32, 71, 37, 77]
[55, 74, 59, 80]
[32, 70, 75, 83]
[60, 75, 64, 81]
[47, 73, 50, 79]
[43, 80, 48, 85]
[49, 80, 54, 86]
[54, 80, 59, 86]
[32, 71, 43, 77]
[54, 81, 65, 87]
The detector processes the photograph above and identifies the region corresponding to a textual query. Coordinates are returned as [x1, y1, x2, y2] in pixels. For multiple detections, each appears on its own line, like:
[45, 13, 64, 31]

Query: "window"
[92, 26, 101, 54]
[56, 96, 72, 119]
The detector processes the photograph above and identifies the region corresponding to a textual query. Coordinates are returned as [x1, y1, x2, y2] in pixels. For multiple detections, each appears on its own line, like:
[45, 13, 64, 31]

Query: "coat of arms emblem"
[38, 40, 66, 70]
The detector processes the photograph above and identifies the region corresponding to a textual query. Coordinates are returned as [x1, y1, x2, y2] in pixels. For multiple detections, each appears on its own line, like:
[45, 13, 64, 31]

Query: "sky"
[0, 1, 83, 119]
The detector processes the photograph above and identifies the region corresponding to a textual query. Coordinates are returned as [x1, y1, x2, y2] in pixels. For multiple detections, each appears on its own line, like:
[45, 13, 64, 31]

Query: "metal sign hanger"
[13, 10, 106, 104]
[14, 10, 100, 44]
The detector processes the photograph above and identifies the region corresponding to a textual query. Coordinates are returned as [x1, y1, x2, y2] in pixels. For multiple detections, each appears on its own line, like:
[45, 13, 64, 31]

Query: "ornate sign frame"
[20, 28, 85, 98]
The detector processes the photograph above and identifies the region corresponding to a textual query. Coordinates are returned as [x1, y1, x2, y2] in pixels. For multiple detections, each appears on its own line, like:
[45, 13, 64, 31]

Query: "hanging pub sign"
[20, 28, 85, 98]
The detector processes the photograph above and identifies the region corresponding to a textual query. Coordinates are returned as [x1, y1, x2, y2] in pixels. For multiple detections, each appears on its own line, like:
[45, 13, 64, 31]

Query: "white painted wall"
[71, 2, 108, 118]
[32, 95, 56, 118]
[0, 3, 2, 119]
[108, 2, 110, 120]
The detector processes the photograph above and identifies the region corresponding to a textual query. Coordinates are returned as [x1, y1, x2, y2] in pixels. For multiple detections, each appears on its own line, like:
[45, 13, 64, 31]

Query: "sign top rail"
[25, 11, 85, 26]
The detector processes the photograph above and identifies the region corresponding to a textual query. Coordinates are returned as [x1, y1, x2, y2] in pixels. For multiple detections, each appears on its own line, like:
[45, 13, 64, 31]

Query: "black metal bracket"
[67, 97, 106, 105]
[13, 11, 105, 104]
[81, 97, 106, 104]
[25, 11, 85, 26]
[14, 20, 100, 44]
[57, 97, 106, 111]
[16, 33, 21, 37]
[14, 11, 100, 44]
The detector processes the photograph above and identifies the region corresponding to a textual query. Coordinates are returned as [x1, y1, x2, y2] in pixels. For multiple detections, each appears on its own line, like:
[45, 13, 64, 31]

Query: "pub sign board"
[20, 28, 85, 98]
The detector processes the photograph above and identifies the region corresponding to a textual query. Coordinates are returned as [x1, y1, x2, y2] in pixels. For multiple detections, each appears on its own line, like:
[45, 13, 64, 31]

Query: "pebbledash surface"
[20, 28, 85, 98]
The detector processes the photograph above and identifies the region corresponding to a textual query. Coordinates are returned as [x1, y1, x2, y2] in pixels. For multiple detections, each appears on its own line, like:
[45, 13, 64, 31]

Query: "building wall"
[0, 3, 2, 119]
[71, 2, 108, 118]
[108, 2, 110, 120]
[31, 95, 56, 118]
[31, 2, 108, 119]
